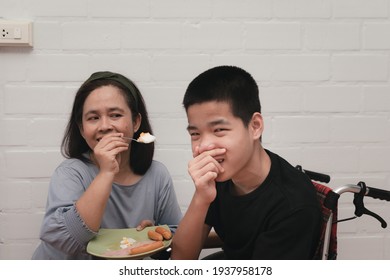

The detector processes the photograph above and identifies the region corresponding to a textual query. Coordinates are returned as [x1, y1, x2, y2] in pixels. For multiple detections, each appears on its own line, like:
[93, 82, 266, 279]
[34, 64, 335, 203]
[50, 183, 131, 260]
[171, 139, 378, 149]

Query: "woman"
[32, 71, 182, 259]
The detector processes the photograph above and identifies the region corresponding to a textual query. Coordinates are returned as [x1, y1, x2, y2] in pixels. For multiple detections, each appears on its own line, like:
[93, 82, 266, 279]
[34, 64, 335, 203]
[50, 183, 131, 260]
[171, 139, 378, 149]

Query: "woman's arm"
[38, 161, 98, 256]
[76, 133, 128, 231]
[75, 171, 115, 231]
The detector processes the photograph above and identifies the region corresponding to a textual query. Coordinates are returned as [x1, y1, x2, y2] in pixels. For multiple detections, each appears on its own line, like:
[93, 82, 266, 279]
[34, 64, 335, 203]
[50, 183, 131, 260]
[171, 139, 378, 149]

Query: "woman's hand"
[136, 220, 155, 231]
[92, 133, 129, 174]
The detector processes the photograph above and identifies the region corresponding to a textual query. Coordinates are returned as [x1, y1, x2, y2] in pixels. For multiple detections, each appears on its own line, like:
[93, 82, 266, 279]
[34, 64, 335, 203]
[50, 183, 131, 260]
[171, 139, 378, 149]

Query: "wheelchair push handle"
[295, 165, 331, 183]
[295, 165, 390, 229]
[366, 186, 390, 202]
[353, 182, 388, 228]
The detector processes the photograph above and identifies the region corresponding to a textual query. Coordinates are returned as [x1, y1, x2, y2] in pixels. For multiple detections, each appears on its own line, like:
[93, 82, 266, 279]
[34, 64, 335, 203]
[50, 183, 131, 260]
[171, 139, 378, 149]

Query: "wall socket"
[0, 20, 33, 47]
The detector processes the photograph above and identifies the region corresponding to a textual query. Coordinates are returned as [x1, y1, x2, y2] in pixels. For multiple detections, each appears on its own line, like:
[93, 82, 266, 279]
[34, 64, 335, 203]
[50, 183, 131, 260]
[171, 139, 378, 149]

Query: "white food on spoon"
[137, 132, 156, 143]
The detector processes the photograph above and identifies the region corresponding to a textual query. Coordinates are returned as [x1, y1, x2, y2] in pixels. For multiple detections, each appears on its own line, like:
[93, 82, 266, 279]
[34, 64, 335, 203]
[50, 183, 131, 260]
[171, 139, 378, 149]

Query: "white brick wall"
[1, 0, 389, 260]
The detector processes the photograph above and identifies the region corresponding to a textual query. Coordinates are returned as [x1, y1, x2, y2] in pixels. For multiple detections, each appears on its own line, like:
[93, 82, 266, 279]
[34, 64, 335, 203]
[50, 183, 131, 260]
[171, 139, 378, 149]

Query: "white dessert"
[137, 132, 156, 143]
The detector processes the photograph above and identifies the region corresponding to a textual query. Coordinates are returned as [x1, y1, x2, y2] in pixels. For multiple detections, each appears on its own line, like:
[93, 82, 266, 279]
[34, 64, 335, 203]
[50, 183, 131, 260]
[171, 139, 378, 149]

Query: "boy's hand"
[188, 145, 225, 204]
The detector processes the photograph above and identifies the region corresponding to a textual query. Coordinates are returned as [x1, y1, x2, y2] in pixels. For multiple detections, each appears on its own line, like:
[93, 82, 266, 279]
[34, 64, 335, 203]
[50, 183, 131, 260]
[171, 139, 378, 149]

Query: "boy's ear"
[250, 112, 264, 140]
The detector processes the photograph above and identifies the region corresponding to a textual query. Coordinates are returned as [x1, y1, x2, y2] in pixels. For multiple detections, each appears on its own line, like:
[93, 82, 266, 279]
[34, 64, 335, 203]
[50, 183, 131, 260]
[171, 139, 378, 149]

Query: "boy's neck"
[231, 147, 271, 196]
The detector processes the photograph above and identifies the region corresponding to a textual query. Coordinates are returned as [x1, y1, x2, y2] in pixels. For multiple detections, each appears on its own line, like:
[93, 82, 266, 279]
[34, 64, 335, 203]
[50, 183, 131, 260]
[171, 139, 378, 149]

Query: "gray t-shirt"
[32, 158, 182, 259]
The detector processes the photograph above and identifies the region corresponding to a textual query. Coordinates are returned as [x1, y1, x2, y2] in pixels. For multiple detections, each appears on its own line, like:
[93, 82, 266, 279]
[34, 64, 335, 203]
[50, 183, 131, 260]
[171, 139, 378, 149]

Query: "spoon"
[121, 133, 156, 144]
[121, 136, 140, 142]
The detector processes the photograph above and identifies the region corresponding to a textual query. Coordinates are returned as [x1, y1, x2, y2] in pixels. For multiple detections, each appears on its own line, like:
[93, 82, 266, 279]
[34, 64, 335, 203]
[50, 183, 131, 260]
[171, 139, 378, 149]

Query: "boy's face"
[186, 101, 262, 182]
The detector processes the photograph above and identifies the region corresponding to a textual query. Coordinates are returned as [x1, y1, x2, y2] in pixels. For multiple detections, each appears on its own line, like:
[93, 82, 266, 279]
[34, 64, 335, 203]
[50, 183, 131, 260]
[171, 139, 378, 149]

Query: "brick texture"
[1, 0, 389, 260]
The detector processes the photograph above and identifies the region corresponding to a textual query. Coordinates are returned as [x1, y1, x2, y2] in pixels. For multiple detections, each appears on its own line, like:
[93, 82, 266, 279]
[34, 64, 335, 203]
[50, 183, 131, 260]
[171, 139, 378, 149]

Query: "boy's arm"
[171, 146, 225, 259]
[171, 194, 211, 260]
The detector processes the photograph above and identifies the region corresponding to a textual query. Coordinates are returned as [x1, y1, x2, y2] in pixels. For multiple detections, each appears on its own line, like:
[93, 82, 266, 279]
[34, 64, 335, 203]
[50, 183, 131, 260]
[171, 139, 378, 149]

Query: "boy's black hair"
[183, 65, 261, 126]
[62, 71, 154, 175]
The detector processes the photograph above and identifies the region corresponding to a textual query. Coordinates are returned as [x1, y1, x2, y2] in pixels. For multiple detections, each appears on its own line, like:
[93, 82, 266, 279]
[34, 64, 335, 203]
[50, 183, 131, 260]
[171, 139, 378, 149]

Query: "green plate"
[87, 225, 171, 259]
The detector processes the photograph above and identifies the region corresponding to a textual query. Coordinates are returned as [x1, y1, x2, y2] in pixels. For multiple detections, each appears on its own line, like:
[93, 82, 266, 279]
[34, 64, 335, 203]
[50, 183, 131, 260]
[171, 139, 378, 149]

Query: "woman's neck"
[114, 154, 142, 185]
[114, 167, 142, 186]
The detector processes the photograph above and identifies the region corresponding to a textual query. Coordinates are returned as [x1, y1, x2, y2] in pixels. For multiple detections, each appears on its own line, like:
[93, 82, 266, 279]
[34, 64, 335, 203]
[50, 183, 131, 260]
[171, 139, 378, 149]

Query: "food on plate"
[103, 246, 133, 257]
[119, 237, 136, 249]
[90, 226, 171, 258]
[129, 241, 164, 255]
[155, 226, 172, 240]
[103, 240, 161, 257]
[147, 230, 163, 241]
[137, 132, 156, 143]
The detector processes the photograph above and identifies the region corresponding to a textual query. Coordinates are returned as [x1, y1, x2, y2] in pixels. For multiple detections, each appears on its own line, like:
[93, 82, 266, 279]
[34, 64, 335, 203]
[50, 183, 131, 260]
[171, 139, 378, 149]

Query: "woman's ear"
[134, 113, 142, 132]
[78, 123, 85, 139]
[250, 112, 264, 140]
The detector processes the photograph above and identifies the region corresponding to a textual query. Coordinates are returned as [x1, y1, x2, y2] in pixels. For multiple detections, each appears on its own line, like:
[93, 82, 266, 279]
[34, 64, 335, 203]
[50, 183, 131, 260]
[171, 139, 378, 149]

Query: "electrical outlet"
[1, 28, 12, 39]
[0, 20, 33, 47]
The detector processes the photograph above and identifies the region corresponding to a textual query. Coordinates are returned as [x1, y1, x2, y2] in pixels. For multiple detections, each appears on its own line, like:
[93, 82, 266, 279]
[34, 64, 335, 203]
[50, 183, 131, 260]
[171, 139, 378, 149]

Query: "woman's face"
[80, 85, 140, 150]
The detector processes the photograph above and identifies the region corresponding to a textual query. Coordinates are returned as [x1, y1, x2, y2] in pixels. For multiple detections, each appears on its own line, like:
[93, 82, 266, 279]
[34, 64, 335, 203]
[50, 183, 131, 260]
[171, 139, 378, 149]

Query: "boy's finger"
[195, 147, 226, 158]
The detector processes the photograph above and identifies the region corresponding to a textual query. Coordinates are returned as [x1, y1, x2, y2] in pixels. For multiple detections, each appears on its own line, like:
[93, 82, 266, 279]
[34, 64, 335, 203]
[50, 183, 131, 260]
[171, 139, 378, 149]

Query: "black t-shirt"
[205, 150, 321, 260]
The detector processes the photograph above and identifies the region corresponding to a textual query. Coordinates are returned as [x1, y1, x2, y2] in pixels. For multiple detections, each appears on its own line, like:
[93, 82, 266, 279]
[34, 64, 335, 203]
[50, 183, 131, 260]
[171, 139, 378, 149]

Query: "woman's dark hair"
[61, 72, 154, 175]
[183, 65, 261, 127]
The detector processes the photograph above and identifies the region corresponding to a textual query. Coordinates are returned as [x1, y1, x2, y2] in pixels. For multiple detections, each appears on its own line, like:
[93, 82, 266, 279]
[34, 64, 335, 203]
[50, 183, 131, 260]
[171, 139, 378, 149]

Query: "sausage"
[155, 226, 172, 240]
[147, 230, 163, 241]
[129, 241, 164, 255]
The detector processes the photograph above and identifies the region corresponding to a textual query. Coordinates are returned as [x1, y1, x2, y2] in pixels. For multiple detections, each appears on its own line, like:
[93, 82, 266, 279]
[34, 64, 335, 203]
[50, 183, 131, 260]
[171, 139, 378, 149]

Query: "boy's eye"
[188, 131, 200, 139]
[189, 132, 199, 137]
[215, 128, 228, 133]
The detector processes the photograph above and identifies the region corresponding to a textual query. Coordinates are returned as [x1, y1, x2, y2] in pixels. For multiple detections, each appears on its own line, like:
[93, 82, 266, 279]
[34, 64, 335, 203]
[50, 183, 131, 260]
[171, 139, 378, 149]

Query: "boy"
[171, 65, 321, 260]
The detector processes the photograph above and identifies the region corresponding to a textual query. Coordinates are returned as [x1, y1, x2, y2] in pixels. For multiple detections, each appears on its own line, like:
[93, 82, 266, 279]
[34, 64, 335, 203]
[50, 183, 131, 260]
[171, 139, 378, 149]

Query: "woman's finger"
[136, 220, 155, 231]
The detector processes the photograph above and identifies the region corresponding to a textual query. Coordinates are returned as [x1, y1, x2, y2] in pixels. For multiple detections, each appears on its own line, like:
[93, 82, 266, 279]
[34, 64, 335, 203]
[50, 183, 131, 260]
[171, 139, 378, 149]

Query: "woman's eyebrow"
[83, 109, 98, 117]
[107, 107, 125, 113]
[83, 107, 126, 117]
